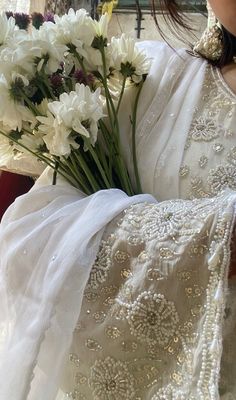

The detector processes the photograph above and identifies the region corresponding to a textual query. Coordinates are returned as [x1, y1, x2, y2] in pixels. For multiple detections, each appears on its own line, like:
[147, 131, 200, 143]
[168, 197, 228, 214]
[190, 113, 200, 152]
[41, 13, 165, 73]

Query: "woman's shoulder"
[136, 40, 205, 71]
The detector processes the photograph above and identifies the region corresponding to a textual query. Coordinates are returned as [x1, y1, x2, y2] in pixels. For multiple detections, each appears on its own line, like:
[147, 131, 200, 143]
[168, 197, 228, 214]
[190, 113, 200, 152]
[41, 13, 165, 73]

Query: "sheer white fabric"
[0, 41, 236, 399]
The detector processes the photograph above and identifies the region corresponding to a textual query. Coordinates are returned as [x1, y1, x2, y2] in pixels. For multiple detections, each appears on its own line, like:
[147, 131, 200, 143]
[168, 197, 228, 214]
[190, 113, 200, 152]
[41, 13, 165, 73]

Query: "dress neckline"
[211, 65, 236, 102]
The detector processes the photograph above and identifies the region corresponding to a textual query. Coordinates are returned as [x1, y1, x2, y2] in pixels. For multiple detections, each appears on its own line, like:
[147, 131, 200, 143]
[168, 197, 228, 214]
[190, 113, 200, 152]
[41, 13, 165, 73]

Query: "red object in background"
[0, 171, 34, 220]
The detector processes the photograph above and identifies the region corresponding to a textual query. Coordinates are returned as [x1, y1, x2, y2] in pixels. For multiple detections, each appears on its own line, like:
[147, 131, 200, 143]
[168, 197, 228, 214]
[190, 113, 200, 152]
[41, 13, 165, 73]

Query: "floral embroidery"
[212, 143, 224, 153]
[127, 291, 179, 346]
[89, 356, 136, 399]
[87, 236, 114, 290]
[190, 117, 220, 142]
[63, 181, 235, 399]
[179, 165, 190, 177]
[122, 202, 198, 241]
[199, 155, 208, 168]
[207, 165, 236, 195]
[180, 65, 236, 201]
[188, 177, 210, 199]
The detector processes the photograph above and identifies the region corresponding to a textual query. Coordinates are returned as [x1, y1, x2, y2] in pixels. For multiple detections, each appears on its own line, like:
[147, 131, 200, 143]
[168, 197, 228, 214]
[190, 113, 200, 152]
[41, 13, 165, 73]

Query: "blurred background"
[0, 0, 207, 47]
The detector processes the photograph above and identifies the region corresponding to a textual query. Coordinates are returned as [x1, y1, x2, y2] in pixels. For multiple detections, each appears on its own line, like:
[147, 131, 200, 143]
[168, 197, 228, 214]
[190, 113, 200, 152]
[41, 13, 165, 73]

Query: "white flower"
[30, 25, 67, 74]
[107, 71, 124, 98]
[0, 30, 40, 80]
[37, 83, 104, 157]
[37, 98, 50, 115]
[54, 9, 95, 52]
[91, 14, 109, 39]
[18, 131, 45, 152]
[36, 111, 74, 157]
[110, 34, 151, 82]
[0, 13, 16, 47]
[0, 74, 36, 131]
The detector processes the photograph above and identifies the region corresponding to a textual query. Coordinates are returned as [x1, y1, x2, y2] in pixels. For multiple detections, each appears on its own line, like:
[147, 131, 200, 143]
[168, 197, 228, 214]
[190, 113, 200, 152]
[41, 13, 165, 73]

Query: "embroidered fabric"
[58, 42, 236, 399]
[59, 194, 236, 400]
[179, 65, 236, 201]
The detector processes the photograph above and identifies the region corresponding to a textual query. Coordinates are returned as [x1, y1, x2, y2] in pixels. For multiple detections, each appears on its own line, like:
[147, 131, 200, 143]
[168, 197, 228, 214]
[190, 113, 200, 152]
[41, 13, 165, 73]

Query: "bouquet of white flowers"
[0, 10, 151, 195]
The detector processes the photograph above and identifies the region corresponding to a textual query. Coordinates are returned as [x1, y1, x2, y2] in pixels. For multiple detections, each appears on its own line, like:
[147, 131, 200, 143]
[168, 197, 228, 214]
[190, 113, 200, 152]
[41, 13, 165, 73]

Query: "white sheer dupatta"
[119, 41, 207, 199]
[0, 171, 154, 400]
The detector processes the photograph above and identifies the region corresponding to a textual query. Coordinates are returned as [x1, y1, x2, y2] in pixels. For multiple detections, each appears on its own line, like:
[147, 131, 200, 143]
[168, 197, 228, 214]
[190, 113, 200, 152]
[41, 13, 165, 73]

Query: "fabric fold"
[0, 172, 155, 400]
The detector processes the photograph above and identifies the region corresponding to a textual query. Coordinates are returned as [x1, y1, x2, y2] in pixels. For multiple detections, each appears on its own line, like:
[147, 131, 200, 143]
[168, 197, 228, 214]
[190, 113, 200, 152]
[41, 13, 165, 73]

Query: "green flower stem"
[99, 115, 133, 194]
[63, 160, 90, 194]
[96, 140, 114, 186]
[73, 150, 100, 193]
[116, 75, 127, 114]
[40, 155, 84, 188]
[99, 49, 134, 194]
[99, 46, 121, 152]
[84, 138, 111, 188]
[99, 51, 124, 159]
[68, 152, 92, 194]
[98, 119, 114, 183]
[38, 81, 48, 99]
[52, 159, 59, 185]
[100, 47, 116, 116]
[100, 118, 134, 194]
[20, 92, 41, 116]
[41, 73, 57, 100]
[131, 82, 143, 194]
[72, 51, 90, 84]
[115, 154, 134, 195]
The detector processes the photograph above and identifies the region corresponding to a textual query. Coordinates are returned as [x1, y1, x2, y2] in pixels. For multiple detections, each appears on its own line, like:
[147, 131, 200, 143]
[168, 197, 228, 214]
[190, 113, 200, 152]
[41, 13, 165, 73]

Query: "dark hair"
[219, 26, 236, 67]
[152, 0, 236, 67]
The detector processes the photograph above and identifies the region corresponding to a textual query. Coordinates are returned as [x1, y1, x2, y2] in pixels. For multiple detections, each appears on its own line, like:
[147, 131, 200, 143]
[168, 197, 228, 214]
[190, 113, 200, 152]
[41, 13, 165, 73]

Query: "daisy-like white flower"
[18, 131, 45, 153]
[53, 9, 95, 53]
[37, 83, 104, 157]
[0, 74, 36, 131]
[30, 24, 67, 74]
[0, 29, 41, 80]
[91, 14, 109, 39]
[109, 34, 151, 82]
[0, 13, 16, 47]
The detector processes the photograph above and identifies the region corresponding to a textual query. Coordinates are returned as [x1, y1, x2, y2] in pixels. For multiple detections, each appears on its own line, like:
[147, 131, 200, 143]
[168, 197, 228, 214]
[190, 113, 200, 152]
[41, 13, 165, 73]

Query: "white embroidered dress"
[0, 42, 236, 400]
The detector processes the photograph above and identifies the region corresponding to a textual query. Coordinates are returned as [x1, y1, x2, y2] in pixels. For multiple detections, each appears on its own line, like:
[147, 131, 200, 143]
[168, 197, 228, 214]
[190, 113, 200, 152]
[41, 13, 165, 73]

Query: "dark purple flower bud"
[5, 11, 14, 19]
[44, 13, 55, 23]
[31, 12, 44, 29]
[14, 13, 31, 30]
[50, 74, 63, 89]
[73, 69, 94, 86]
